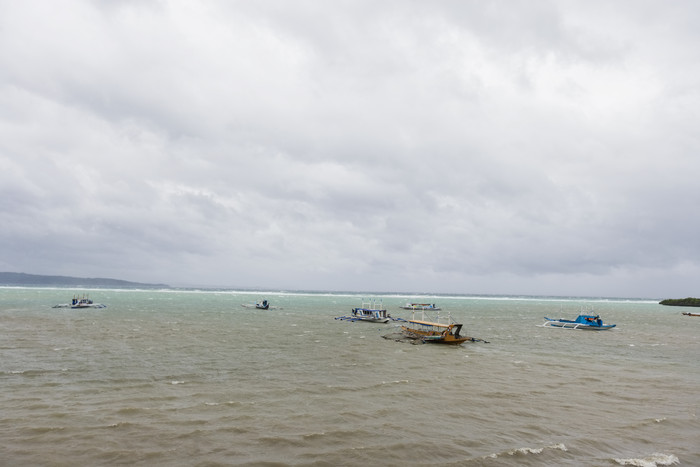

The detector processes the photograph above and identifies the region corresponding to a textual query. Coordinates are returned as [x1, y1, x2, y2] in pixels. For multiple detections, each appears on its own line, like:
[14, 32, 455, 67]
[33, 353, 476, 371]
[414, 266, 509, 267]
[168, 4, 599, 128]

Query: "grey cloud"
[1, 0, 699, 297]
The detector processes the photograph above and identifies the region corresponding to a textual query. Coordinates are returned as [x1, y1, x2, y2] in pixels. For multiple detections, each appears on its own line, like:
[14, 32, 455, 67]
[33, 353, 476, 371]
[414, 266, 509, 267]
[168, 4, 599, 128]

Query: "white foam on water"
[613, 452, 680, 467]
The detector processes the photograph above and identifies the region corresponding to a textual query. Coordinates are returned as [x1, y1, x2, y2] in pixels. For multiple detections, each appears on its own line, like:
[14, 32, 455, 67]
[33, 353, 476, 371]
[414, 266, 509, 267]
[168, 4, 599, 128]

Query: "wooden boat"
[400, 309, 469, 344]
[682, 312, 700, 317]
[542, 314, 615, 330]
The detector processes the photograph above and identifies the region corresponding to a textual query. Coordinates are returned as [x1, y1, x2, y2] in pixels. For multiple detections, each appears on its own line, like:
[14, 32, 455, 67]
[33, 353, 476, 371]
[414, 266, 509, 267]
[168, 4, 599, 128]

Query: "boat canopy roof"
[408, 319, 451, 328]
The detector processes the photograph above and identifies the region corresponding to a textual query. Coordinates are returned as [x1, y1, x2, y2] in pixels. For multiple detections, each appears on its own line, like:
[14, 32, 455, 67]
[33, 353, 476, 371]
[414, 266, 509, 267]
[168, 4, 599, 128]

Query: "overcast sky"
[1, 1, 699, 298]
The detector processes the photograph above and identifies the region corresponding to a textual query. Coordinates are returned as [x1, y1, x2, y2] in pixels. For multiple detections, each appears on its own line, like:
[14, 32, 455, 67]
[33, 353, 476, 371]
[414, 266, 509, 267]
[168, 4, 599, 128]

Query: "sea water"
[0, 287, 697, 466]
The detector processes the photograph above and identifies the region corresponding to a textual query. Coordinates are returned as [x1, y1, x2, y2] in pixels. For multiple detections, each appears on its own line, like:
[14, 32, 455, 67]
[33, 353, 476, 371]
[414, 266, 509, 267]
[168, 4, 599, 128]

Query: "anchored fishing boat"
[682, 312, 700, 317]
[242, 299, 274, 310]
[53, 295, 106, 309]
[542, 314, 616, 330]
[400, 309, 470, 344]
[336, 299, 392, 323]
[400, 302, 441, 311]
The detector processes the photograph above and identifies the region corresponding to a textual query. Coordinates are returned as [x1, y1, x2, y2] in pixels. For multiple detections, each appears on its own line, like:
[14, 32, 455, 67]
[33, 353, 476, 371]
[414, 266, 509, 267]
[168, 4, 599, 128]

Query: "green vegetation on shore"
[659, 297, 700, 307]
[0, 272, 168, 289]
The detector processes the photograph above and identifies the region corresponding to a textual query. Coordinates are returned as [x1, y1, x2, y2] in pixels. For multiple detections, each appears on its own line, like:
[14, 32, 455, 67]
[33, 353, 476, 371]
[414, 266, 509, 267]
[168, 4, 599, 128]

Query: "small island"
[659, 297, 700, 307]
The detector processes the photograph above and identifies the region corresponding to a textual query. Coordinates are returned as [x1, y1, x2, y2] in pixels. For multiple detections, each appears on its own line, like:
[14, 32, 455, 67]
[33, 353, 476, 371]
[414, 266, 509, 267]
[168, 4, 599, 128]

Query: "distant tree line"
[659, 297, 700, 307]
[0, 272, 168, 288]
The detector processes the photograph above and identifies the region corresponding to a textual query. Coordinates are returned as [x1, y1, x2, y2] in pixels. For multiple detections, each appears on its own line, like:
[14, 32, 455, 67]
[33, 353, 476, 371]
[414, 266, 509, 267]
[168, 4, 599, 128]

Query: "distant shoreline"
[659, 297, 700, 307]
[0, 272, 671, 302]
[0, 272, 169, 289]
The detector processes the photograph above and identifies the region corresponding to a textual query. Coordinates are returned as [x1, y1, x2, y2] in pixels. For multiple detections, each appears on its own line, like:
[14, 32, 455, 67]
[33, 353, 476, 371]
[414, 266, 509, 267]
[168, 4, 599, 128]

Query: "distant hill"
[659, 297, 700, 307]
[0, 272, 169, 289]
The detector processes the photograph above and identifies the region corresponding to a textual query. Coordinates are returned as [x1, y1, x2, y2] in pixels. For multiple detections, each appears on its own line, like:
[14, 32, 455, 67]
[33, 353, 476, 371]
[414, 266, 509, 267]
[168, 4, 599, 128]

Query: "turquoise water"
[1, 287, 697, 466]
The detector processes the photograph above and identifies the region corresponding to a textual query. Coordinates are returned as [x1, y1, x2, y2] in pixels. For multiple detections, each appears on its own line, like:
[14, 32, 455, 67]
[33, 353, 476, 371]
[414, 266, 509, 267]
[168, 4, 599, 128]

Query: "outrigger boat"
[400, 309, 470, 344]
[336, 299, 392, 323]
[242, 299, 274, 310]
[53, 295, 106, 309]
[542, 314, 615, 330]
[400, 302, 441, 311]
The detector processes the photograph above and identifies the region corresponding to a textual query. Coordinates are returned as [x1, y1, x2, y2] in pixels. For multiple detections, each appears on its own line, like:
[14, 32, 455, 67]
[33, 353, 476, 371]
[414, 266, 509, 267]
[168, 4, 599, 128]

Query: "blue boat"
[542, 314, 616, 330]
